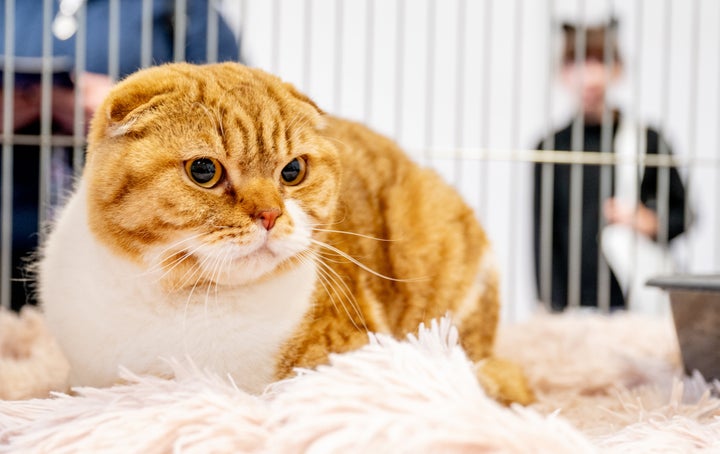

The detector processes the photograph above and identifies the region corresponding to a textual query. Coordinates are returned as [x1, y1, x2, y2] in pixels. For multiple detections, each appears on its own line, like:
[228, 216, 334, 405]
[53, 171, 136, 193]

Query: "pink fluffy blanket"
[1, 308, 719, 452]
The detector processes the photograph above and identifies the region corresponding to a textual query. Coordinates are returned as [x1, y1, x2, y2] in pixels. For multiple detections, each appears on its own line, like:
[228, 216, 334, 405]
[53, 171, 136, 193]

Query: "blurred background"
[1, 0, 718, 322]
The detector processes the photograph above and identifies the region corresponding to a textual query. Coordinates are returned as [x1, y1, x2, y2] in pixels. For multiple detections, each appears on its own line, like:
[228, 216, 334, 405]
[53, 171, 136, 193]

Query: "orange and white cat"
[38, 63, 533, 404]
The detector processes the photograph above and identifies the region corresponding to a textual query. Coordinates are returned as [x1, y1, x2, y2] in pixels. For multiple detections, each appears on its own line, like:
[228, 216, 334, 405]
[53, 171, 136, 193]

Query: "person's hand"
[52, 72, 114, 133]
[603, 197, 659, 238]
[0, 86, 42, 132]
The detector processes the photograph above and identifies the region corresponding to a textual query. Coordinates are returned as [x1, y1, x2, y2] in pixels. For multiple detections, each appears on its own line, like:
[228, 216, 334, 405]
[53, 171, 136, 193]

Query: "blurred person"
[532, 18, 688, 312]
[0, 0, 241, 311]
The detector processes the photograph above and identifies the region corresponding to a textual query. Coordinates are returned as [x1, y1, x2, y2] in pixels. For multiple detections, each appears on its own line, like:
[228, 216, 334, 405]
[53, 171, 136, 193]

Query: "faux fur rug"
[1, 307, 719, 453]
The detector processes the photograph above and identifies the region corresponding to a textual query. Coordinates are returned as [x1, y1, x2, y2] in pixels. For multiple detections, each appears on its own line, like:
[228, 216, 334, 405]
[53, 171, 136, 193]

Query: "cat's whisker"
[210, 248, 228, 308]
[322, 272, 366, 332]
[310, 252, 366, 331]
[298, 251, 364, 332]
[207, 246, 234, 315]
[310, 228, 395, 242]
[309, 246, 377, 268]
[147, 242, 208, 286]
[148, 246, 198, 279]
[191, 102, 224, 138]
[173, 247, 215, 294]
[301, 254, 345, 315]
[310, 239, 423, 283]
[306, 247, 374, 267]
[150, 232, 207, 261]
[284, 112, 314, 136]
[304, 216, 348, 228]
[180, 251, 218, 342]
[203, 249, 225, 316]
[214, 107, 225, 137]
[295, 253, 339, 315]
[140, 232, 208, 276]
[305, 251, 347, 265]
[323, 135, 352, 151]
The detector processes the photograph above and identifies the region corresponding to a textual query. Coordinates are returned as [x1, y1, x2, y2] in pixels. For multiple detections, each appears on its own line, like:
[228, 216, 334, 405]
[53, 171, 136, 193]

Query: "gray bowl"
[647, 275, 720, 381]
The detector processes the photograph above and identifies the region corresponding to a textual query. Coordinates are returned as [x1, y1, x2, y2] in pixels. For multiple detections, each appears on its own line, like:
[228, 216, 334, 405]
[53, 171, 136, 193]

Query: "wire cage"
[1, 0, 718, 322]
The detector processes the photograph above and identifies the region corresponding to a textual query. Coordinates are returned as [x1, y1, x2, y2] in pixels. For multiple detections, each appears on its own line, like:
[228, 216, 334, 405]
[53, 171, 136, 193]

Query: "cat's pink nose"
[257, 209, 281, 230]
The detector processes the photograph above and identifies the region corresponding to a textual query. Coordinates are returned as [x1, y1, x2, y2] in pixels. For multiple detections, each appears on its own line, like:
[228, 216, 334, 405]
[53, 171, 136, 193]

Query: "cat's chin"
[221, 246, 301, 285]
[188, 238, 309, 288]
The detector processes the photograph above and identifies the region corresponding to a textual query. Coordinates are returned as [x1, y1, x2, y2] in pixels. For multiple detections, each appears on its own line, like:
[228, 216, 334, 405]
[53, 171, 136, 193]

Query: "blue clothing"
[1, 0, 240, 78]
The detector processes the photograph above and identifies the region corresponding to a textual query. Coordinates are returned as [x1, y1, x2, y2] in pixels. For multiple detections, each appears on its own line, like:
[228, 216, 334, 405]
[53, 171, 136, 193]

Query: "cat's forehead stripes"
[160, 65, 319, 175]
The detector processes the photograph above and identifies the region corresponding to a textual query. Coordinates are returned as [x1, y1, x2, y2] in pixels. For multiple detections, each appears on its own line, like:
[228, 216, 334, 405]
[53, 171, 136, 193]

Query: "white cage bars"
[1, 0, 718, 322]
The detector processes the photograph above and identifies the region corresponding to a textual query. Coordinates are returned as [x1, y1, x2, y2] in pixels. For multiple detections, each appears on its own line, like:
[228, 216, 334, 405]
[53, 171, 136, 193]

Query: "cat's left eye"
[281, 157, 307, 186]
[185, 157, 223, 188]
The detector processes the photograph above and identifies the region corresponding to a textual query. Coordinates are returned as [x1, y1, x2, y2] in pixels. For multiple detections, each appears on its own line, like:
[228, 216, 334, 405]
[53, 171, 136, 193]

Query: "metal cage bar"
[72, 1, 86, 175]
[1, 0, 15, 310]
[596, 0, 616, 313]
[206, 0, 219, 64]
[567, 0, 587, 310]
[141, 0, 153, 69]
[393, 0, 405, 140]
[38, 0, 53, 240]
[655, 0, 673, 249]
[423, 0, 436, 166]
[478, 0, 492, 221]
[173, 0, 187, 62]
[539, 0, 556, 311]
[108, 0, 120, 81]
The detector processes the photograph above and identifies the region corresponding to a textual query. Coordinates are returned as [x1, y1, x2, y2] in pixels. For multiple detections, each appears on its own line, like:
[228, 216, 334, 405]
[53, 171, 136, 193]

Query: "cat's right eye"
[280, 157, 307, 186]
[185, 157, 223, 188]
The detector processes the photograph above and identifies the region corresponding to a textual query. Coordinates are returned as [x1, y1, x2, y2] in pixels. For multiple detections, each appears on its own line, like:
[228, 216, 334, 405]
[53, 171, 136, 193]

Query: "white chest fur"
[39, 184, 317, 393]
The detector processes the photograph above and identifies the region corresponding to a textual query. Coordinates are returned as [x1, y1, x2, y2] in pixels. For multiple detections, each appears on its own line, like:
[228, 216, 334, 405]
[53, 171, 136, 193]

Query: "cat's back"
[314, 116, 491, 337]
[321, 116, 476, 222]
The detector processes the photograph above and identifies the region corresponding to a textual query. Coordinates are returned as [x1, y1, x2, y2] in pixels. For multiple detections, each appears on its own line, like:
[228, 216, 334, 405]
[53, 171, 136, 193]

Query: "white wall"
[222, 0, 720, 321]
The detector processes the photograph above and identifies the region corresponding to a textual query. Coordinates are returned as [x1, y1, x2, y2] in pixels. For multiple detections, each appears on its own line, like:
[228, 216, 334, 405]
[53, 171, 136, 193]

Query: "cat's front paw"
[475, 357, 535, 406]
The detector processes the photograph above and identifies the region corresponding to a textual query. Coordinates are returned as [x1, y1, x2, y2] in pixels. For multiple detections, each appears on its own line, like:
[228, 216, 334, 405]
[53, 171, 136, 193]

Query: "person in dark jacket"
[0, 0, 241, 310]
[533, 18, 687, 311]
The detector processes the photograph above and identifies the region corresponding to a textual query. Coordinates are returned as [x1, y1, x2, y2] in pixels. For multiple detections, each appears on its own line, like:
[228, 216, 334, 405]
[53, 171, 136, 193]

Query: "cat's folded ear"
[282, 82, 328, 130]
[95, 74, 177, 138]
[107, 88, 165, 125]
